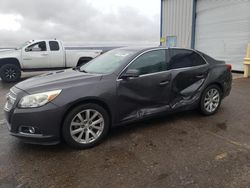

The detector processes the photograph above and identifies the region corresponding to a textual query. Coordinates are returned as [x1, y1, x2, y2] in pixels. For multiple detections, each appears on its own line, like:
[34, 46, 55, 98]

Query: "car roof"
[117, 46, 197, 52]
[28, 39, 59, 43]
[117, 46, 168, 53]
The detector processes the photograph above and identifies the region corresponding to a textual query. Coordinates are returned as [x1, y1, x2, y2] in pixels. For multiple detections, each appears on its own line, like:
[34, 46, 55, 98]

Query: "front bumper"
[4, 102, 65, 145]
[9, 132, 60, 145]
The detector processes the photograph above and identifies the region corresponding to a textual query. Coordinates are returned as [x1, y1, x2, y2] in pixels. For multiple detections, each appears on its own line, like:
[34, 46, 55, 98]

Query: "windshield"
[16, 41, 32, 50]
[80, 49, 135, 74]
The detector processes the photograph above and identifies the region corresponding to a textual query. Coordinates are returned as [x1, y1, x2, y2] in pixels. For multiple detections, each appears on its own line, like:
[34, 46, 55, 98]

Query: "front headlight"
[18, 90, 62, 108]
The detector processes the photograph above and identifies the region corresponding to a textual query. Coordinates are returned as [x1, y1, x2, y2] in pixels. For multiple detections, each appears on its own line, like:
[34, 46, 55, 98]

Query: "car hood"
[15, 69, 103, 94]
[0, 49, 20, 58]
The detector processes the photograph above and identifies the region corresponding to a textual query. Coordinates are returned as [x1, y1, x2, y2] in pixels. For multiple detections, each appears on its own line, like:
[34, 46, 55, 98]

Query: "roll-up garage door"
[195, 0, 250, 71]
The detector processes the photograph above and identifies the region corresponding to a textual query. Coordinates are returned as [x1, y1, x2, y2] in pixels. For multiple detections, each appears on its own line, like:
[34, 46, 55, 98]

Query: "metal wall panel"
[161, 0, 194, 48]
[195, 0, 250, 71]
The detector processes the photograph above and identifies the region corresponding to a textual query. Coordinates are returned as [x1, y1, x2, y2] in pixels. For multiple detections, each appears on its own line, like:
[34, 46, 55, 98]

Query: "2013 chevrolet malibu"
[4, 47, 232, 149]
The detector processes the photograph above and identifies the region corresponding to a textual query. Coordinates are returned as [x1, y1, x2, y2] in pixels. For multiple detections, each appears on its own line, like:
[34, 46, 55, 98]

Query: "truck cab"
[21, 40, 65, 69]
[0, 39, 103, 82]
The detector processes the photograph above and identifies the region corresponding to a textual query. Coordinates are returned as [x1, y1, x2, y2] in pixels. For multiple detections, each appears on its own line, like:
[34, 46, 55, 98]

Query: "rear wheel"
[200, 85, 222, 115]
[0, 64, 21, 82]
[62, 104, 110, 149]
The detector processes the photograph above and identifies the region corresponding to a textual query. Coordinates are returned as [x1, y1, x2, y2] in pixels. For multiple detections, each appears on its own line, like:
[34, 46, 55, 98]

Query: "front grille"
[4, 89, 17, 111]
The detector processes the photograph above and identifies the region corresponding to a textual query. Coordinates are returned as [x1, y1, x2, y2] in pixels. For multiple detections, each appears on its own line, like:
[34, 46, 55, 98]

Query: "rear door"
[22, 41, 50, 69]
[48, 41, 65, 68]
[116, 49, 172, 123]
[167, 49, 209, 109]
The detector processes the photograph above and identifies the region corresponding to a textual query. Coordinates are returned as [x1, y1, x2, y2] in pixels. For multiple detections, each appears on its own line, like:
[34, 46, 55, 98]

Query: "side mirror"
[120, 69, 140, 79]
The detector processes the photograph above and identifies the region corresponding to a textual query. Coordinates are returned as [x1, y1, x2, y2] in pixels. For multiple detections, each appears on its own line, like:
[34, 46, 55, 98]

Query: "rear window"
[49, 41, 60, 51]
[197, 51, 216, 64]
[167, 49, 206, 70]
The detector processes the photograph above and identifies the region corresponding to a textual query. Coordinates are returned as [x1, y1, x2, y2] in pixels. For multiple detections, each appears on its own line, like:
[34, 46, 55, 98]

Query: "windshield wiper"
[78, 67, 89, 73]
[73, 66, 89, 73]
[80, 69, 88, 73]
[72, 67, 79, 71]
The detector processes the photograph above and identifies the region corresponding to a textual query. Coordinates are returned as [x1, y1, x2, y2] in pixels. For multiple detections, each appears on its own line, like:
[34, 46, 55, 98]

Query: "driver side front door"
[116, 49, 172, 123]
[21, 41, 50, 69]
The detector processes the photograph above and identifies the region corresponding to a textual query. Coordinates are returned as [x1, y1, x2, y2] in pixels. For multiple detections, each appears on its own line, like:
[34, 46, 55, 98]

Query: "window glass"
[167, 49, 206, 70]
[128, 50, 167, 75]
[25, 41, 47, 52]
[17, 41, 32, 50]
[80, 49, 135, 74]
[49, 41, 60, 51]
[197, 51, 215, 64]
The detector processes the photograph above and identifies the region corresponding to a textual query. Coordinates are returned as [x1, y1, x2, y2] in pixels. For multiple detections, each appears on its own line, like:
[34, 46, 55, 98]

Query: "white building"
[160, 0, 250, 71]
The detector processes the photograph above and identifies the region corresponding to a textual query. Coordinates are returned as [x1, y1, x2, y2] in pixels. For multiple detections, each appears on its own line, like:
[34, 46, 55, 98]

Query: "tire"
[0, 64, 21, 82]
[62, 103, 110, 149]
[200, 85, 222, 116]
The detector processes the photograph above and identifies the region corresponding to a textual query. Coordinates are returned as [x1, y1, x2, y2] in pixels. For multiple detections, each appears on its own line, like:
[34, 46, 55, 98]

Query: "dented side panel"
[116, 66, 211, 123]
[112, 48, 232, 126]
[170, 65, 209, 109]
[116, 71, 172, 122]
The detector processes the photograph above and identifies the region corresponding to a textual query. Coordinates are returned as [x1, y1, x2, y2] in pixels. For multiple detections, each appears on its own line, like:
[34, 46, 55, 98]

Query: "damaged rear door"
[116, 49, 172, 123]
[167, 49, 209, 109]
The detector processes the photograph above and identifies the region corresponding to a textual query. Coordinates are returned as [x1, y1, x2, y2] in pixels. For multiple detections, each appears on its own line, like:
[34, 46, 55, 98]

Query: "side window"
[128, 50, 167, 75]
[190, 50, 207, 66]
[167, 49, 206, 70]
[49, 41, 60, 51]
[25, 41, 47, 52]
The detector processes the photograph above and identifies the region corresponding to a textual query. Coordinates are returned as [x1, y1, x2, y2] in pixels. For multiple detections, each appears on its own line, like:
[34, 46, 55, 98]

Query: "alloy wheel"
[70, 109, 104, 144]
[4, 68, 17, 79]
[204, 88, 220, 113]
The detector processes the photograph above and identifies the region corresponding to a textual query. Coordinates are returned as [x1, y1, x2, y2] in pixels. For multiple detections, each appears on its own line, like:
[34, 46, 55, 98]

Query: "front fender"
[0, 50, 22, 68]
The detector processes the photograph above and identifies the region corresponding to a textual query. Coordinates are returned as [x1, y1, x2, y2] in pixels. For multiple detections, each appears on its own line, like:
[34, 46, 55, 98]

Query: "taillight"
[226, 64, 232, 71]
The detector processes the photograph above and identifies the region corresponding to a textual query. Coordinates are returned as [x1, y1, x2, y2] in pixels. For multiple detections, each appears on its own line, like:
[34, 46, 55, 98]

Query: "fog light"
[28, 127, 36, 134]
[19, 126, 41, 134]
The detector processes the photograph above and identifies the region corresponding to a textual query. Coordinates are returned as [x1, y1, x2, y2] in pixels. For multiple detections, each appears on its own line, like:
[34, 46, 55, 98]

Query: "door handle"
[41, 54, 48, 56]
[195, 74, 205, 79]
[159, 80, 170, 86]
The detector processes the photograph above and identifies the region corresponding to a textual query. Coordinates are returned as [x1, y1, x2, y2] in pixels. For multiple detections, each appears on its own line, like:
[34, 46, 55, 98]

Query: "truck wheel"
[0, 64, 21, 82]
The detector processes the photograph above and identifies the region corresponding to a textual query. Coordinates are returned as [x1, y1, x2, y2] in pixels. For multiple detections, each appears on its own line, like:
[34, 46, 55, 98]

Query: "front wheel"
[0, 64, 21, 82]
[200, 85, 222, 115]
[62, 104, 110, 149]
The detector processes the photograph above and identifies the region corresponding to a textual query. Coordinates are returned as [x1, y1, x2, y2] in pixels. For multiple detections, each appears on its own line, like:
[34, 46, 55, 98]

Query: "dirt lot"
[0, 74, 250, 188]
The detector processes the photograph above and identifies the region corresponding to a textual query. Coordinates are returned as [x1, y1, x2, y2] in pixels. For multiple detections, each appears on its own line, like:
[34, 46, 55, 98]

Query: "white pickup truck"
[0, 39, 103, 82]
